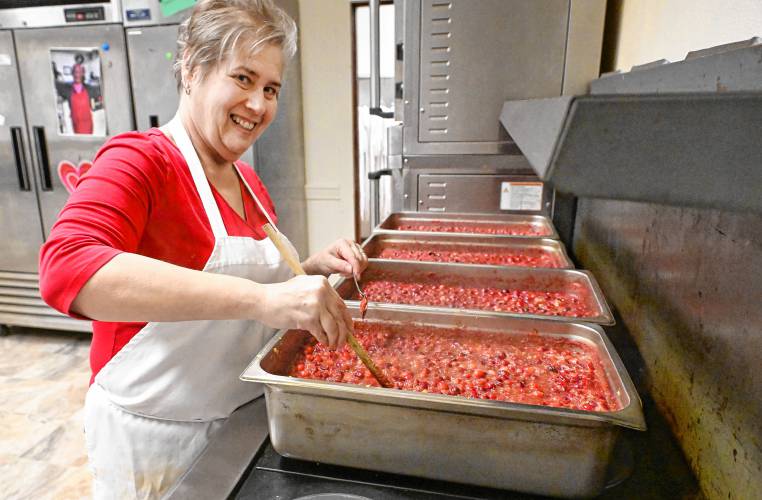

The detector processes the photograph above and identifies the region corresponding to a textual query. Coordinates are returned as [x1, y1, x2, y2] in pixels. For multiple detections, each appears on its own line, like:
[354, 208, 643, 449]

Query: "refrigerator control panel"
[64, 6, 105, 23]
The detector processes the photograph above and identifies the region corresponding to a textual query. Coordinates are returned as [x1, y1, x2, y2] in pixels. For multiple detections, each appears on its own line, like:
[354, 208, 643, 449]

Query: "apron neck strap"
[167, 116, 227, 239]
[233, 164, 278, 230]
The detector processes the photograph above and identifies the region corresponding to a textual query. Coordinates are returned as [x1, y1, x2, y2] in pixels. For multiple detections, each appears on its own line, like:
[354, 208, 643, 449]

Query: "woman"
[39, 1, 366, 498]
[69, 63, 94, 134]
[54, 56, 96, 134]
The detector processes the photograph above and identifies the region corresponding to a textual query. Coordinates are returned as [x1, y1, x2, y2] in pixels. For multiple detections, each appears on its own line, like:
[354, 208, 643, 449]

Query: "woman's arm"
[70, 252, 351, 347]
[39, 135, 352, 347]
[70, 252, 265, 322]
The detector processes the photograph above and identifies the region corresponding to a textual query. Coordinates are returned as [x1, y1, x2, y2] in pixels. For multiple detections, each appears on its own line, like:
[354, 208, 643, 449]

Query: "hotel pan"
[335, 259, 615, 325]
[361, 232, 574, 269]
[241, 307, 645, 498]
[374, 212, 559, 239]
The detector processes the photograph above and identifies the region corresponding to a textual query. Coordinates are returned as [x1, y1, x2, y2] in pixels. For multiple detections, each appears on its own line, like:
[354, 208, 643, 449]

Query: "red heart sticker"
[57, 160, 93, 194]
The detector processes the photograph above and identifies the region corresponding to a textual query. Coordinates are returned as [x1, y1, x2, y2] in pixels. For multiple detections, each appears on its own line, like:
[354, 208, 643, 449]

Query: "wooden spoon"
[262, 223, 394, 389]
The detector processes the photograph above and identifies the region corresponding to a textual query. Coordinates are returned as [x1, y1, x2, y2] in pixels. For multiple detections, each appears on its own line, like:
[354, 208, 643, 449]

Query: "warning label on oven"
[500, 182, 543, 211]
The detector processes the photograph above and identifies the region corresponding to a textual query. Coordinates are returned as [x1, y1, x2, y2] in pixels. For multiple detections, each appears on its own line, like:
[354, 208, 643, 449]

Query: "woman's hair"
[174, 0, 297, 89]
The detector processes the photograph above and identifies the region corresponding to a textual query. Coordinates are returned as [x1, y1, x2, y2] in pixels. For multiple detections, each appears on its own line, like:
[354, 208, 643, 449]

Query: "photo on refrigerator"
[50, 47, 107, 136]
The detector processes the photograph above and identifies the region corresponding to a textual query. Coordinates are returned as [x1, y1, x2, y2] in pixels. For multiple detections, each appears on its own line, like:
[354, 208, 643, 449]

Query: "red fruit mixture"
[357, 280, 595, 318]
[376, 246, 563, 268]
[395, 222, 547, 236]
[289, 321, 619, 412]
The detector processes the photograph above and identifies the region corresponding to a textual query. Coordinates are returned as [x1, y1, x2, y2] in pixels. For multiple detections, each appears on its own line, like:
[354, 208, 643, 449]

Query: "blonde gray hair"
[174, 0, 297, 89]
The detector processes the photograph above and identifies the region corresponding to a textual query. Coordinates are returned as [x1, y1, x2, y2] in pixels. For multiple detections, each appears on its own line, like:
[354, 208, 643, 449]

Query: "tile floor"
[0, 327, 92, 499]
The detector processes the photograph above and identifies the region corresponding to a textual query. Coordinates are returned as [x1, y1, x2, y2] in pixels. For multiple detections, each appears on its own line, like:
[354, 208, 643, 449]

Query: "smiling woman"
[37, 1, 368, 499]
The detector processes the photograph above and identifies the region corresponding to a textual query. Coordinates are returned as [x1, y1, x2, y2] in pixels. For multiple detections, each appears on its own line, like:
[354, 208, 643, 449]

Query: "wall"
[610, 0, 762, 71]
[298, 0, 356, 254]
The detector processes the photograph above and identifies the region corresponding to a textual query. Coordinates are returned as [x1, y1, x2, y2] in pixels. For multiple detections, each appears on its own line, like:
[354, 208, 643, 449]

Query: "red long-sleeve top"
[39, 129, 278, 383]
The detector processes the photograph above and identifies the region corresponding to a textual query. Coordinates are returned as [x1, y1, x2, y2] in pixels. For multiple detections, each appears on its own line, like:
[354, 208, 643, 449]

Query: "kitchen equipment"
[261, 223, 393, 388]
[0, 4, 132, 331]
[361, 232, 574, 269]
[334, 260, 614, 325]
[241, 306, 645, 498]
[359, 0, 605, 235]
[375, 212, 558, 239]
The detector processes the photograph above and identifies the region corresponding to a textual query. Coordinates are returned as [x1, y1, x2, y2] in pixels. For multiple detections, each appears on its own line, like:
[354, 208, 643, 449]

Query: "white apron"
[84, 116, 295, 499]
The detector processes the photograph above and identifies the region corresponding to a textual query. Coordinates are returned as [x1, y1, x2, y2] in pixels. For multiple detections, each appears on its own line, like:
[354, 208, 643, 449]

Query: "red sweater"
[39, 129, 278, 383]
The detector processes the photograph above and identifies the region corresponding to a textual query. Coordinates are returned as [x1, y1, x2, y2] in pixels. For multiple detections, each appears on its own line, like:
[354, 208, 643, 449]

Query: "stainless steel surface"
[503, 91, 762, 214]
[0, 271, 91, 332]
[562, 0, 606, 96]
[502, 40, 762, 215]
[592, 37, 762, 95]
[250, 0, 308, 257]
[15, 24, 134, 236]
[397, 155, 552, 216]
[125, 25, 179, 130]
[375, 212, 559, 239]
[241, 307, 644, 497]
[368, 0, 381, 112]
[168, 396, 269, 500]
[361, 232, 574, 269]
[416, 173, 551, 214]
[121, 0, 191, 27]
[573, 198, 762, 500]
[0, 30, 44, 273]
[499, 96, 573, 180]
[0, 2, 121, 29]
[334, 260, 614, 325]
[406, 0, 565, 154]
[399, 0, 604, 156]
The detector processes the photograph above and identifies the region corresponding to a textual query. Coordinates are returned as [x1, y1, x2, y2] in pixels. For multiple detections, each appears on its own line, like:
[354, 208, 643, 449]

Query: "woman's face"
[73, 64, 85, 83]
[187, 43, 283, 164]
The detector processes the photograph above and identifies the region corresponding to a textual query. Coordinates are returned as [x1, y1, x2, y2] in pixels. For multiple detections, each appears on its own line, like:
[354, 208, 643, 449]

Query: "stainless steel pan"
[242, 307, 644, 498]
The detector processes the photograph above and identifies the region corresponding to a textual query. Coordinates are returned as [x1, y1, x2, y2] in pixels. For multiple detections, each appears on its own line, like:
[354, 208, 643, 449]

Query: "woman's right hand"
[261, 275, 353, 349]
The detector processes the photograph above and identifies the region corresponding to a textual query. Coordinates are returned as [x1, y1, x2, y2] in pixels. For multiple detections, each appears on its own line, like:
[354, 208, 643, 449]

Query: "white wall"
[298, 0, 355, 254]
[613, 0, 762, 71]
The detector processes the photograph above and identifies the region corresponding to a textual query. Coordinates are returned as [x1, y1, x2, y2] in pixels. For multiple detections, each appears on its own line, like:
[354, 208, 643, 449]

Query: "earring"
[184, 84, 191, 95]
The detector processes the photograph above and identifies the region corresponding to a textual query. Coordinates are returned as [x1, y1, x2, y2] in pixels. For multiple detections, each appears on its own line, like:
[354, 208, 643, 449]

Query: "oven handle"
[368, 168, 392, 180]
[368, 169, 393, 228]
[10, 127, 31, 191]
[33, 126, 53, 191]
[369, 0, 393, 119]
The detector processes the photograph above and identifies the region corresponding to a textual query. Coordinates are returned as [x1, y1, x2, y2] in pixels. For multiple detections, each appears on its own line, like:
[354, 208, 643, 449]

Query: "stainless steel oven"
[362, 0, 606, 235]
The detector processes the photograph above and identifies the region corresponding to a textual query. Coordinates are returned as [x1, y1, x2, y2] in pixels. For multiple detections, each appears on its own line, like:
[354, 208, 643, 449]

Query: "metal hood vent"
[499, 38, 762, 214]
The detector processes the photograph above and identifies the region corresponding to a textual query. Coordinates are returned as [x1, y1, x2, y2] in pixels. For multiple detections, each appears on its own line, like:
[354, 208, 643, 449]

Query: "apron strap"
[233, 164, 278, 230]
[167, 116, 228, 239]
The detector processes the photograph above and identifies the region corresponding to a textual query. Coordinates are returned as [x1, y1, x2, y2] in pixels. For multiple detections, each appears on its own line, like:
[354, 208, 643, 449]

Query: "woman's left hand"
[302, 238, 368, 279]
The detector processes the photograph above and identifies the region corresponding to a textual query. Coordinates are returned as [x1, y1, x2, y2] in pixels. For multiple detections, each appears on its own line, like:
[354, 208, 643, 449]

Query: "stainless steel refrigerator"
[0, 2, 133, 331]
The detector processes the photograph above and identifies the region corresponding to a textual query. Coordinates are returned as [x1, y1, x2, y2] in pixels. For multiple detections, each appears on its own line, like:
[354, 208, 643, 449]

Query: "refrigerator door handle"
[32, 126, 53, 191]
[10, 126, 31, 191]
